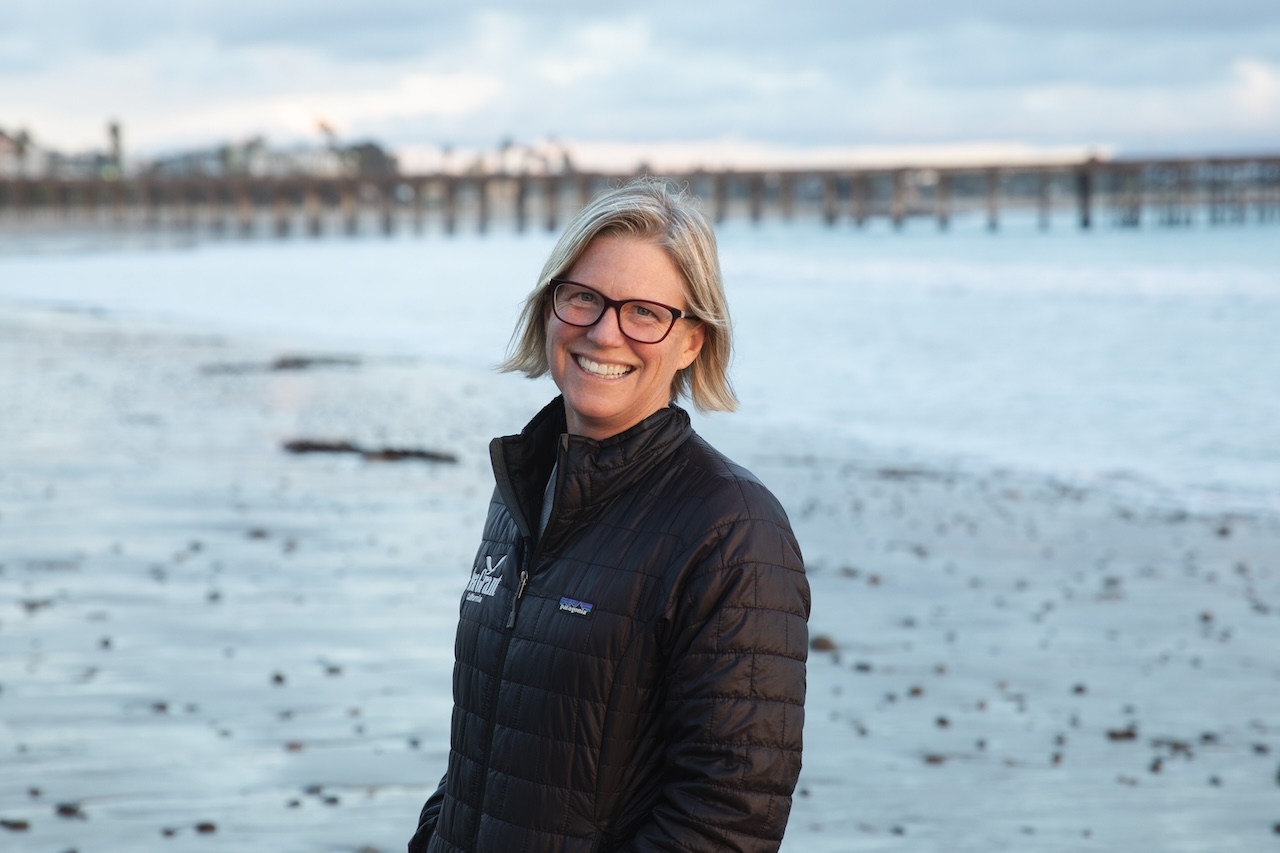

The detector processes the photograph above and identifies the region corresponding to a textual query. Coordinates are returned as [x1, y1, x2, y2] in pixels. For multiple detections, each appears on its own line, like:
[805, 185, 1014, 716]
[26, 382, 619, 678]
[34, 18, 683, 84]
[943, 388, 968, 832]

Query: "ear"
[676, 321, 705, 371]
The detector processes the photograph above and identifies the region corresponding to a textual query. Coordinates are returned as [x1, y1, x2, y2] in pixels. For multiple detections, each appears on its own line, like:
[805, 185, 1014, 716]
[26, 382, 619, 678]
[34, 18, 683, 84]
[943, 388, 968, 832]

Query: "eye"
[570, 288, 598, 304]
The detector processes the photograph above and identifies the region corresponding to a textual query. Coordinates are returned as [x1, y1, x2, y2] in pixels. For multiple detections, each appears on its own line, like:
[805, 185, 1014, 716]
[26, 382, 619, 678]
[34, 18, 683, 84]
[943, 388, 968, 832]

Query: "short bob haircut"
[502, 177, 737, 413]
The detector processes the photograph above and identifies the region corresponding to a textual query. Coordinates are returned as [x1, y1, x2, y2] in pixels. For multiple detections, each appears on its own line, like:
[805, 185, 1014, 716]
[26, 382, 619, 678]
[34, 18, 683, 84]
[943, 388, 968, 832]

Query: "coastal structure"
[1, 154, 1277, 236]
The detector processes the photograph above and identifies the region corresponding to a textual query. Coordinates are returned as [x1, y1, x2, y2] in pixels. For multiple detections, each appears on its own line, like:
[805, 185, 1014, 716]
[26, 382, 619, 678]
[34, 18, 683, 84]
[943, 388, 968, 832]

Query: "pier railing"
[1, 155, 1277, 237]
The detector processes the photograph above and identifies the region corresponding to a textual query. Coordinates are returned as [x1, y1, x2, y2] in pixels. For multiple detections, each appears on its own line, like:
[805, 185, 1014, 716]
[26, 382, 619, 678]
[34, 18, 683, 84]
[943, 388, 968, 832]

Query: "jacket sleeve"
[407, 772, 448, 853]
[621, 510, 810, 853]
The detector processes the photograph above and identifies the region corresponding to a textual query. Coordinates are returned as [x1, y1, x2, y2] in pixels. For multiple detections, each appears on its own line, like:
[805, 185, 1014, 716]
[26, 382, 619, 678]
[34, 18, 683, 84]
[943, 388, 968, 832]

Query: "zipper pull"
[506, 570, 529, 629]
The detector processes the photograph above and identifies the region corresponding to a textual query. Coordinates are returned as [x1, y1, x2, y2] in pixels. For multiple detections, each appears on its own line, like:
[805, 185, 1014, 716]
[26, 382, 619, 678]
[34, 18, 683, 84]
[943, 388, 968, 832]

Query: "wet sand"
[2, 304, 1278, 852]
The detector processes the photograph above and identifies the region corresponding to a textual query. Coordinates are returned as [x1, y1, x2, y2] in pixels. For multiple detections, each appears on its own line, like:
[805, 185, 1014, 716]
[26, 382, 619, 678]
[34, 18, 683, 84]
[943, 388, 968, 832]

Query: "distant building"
[342, 141, 398, 177]
[142, 137, 398, 179]
[1, 125, 126, 180]
[1, 124, 402, 181]
[0, 127, 39, 177]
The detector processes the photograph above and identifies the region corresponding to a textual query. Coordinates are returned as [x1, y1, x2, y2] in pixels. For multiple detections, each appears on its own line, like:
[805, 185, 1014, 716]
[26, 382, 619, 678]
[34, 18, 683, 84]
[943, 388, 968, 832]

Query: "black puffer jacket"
[410, 399, 809, 853]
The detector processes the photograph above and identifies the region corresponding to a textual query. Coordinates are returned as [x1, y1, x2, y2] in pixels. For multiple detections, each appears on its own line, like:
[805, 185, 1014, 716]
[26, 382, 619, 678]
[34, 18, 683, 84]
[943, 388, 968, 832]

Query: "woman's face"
[545, 234, 705, 441]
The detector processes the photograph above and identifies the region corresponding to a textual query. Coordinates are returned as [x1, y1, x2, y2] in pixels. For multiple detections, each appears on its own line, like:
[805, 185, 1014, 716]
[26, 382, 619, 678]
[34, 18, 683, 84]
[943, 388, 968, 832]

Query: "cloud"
[7, 1, 1280, 64]
[277, 72, 504, 128]
[0, 36, 505, 150]
[1231, 58, 1280, 121]
[3, 2, 1280, 156]
[532, 17, 653, 86]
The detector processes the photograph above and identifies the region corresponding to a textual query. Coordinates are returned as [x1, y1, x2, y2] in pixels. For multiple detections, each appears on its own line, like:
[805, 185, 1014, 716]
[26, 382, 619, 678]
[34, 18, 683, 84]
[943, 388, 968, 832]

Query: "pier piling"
[442, 178, 457, 236]
[541, 176, 558, 232]
[985, 170, 999, 232]
[1037, 171, 1051, 231]
[936, 173, 952, 231]
[891, 171, 906, 230]
[853, 174, 870, 228]
[822, 174, 838, 226]
[476, 178, 490, 235]
[1077, 165, 1093, 230]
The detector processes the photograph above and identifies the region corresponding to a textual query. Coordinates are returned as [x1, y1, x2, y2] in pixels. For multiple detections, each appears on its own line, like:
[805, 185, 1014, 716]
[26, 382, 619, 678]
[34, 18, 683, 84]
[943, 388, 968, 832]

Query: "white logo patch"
[465, 554, 507, 603]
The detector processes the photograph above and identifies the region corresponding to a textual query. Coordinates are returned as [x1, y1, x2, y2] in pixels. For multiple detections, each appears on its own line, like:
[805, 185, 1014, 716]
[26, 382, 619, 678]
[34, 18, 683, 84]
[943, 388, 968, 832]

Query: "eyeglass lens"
[552, 282, 678, 344]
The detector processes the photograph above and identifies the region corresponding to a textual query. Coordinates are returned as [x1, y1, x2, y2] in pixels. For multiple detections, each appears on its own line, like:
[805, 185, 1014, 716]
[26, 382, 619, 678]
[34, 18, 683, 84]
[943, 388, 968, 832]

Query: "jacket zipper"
[506, 439, 565, 631]
[505, 569, 529, 628]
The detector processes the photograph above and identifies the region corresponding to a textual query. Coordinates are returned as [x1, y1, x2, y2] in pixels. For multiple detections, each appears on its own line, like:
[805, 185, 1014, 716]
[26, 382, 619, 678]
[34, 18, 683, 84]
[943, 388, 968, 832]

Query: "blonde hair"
[501, 177, 737, 413]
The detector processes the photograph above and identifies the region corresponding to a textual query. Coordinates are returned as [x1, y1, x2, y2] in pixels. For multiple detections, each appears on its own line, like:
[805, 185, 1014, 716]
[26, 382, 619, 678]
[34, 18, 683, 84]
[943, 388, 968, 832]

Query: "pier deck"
[2, 154, 1277, 237]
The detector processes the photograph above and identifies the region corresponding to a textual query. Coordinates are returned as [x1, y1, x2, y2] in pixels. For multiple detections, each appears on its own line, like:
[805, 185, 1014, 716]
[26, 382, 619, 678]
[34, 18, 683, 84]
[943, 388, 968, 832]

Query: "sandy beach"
[2, 302, 1279, 852]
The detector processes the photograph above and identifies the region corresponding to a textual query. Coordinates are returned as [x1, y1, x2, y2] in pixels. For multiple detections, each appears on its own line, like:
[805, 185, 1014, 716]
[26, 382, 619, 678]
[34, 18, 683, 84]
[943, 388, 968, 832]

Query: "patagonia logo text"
[558, 596, 594, 617]
[466, 554, 507, 603]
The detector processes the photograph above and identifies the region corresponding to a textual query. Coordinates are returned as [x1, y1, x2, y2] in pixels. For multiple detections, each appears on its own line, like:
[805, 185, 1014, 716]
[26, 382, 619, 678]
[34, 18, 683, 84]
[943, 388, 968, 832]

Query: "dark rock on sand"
[810, 635, 837, 651]
[269, 355, 360, 371]
[282, 438, 457, 464]
[55, 802, 85, 820]
[201, 354, 361, 375]
[283, 439, 363, 456]
[362, 446, 457, 463]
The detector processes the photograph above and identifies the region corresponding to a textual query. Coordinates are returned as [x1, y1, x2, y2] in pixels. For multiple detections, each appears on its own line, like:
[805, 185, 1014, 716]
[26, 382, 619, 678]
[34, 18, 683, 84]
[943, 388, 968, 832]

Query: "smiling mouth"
[574, 354, 634, 379]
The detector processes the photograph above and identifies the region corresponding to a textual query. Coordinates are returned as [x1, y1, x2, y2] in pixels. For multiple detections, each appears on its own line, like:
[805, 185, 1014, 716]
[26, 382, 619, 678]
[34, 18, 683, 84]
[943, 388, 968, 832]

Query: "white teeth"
[575, 355, 633, 378]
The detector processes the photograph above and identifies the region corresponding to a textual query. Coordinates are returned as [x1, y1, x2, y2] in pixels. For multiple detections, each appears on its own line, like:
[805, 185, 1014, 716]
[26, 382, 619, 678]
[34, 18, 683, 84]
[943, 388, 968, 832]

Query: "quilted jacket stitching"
[420, 399, 807, 852]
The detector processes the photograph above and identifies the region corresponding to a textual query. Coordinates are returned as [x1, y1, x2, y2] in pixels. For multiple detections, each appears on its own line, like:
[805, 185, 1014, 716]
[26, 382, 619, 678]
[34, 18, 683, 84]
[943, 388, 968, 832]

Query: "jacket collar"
[490, 396, 693, 542]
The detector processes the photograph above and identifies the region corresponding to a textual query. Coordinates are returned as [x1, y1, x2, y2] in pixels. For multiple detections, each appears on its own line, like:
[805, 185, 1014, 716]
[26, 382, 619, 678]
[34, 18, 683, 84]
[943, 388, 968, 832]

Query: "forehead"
[565, 235, 688, 307]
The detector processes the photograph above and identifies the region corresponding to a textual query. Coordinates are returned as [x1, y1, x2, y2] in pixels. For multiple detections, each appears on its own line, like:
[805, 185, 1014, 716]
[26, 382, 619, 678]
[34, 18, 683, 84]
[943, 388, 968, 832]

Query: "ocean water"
[1, 214, 1277, 513]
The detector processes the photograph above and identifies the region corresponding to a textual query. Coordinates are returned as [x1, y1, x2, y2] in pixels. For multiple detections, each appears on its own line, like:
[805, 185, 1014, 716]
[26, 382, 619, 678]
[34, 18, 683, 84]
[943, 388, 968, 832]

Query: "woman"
[409, 178, 809, 853]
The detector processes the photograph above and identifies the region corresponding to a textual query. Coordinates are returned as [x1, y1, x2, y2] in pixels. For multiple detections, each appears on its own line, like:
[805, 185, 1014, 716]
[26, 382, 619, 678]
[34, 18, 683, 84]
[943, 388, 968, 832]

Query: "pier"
[1, 154, 1277, 237]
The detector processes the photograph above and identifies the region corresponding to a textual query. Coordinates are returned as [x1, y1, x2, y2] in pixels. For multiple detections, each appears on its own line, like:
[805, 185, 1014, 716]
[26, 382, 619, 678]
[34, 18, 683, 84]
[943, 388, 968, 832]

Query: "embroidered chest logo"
[466, 554, 506, 603]
[558, 596, 594, 617]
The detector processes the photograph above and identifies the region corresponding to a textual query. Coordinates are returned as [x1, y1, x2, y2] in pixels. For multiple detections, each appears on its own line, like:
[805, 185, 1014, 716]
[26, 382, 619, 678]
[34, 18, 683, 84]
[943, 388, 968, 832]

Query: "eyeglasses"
[549, 279, 694, 344]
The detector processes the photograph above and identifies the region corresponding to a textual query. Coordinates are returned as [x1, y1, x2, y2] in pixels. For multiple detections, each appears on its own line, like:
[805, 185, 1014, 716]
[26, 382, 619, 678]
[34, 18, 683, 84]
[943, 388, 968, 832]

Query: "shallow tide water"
[1, 214, 1277, 513]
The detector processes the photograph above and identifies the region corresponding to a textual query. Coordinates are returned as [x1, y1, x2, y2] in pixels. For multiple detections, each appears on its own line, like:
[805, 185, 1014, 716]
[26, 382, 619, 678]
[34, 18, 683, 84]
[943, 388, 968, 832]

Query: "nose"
[586, 305, 627, 345]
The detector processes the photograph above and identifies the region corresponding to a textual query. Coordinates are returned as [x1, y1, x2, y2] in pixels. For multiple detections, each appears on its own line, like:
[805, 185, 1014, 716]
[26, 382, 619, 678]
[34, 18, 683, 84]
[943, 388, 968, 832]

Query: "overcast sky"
[2, 1, 1278, 161]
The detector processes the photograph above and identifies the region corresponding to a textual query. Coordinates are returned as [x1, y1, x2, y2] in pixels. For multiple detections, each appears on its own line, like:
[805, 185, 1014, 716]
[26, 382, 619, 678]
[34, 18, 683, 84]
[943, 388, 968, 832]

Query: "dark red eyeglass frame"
[548, 278, 694, 344]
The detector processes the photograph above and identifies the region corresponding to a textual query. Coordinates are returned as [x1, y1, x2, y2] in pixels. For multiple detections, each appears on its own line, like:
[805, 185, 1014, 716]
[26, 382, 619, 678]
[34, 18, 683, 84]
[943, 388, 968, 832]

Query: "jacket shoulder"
[663, 433, 807, 610]
[669, 432, 793, 527]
